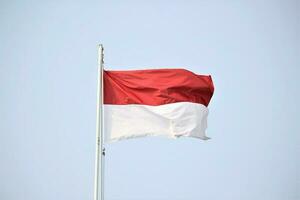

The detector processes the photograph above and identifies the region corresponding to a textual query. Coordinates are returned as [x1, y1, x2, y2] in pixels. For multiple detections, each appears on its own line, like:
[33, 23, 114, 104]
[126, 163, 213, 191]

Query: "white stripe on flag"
[103, 102, 209, 143]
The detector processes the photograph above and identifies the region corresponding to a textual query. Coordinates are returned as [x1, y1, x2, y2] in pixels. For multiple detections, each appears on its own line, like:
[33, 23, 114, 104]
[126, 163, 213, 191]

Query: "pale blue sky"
[0, 1, 299, 200]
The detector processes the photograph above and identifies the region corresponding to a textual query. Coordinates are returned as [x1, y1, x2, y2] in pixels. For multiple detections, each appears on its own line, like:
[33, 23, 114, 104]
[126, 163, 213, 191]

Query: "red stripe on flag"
[104, 68, 214, 106]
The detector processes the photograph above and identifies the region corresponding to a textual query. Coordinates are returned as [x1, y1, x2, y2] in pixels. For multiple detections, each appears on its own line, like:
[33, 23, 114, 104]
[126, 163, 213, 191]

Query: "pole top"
[98, 44, 104, 50]
[98, 44, 104, 66]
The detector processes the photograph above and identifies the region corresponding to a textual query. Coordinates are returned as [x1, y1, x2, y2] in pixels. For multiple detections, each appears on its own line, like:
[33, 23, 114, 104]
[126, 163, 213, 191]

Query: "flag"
[103, 68, 214, 142]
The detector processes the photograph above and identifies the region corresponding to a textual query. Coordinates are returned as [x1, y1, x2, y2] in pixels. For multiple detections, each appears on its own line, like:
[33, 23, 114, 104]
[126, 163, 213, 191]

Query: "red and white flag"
[103, 68, 214, 142]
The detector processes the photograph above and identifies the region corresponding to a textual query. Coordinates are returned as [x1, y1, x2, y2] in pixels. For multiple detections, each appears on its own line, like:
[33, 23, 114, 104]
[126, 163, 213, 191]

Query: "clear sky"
[0, 1, 299, 200]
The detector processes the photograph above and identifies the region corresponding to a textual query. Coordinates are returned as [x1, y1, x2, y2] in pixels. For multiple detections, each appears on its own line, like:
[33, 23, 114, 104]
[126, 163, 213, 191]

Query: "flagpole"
[94, 44, 105, 200]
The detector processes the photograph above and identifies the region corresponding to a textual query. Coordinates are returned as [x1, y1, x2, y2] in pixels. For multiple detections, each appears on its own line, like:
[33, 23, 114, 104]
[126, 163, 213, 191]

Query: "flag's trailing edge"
[103, 68, 214, 143]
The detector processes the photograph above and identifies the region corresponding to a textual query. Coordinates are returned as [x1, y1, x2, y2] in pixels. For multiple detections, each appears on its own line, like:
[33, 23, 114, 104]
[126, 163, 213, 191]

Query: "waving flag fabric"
[103, 68, 214, 143]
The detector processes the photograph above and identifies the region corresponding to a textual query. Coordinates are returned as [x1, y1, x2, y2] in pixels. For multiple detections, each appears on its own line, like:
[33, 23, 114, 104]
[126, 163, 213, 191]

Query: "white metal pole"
[94, 44, 105, 200]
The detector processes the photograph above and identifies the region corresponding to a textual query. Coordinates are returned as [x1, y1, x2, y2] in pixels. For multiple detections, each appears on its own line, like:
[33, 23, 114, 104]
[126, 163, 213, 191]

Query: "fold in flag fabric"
[103, 68, 214, 143]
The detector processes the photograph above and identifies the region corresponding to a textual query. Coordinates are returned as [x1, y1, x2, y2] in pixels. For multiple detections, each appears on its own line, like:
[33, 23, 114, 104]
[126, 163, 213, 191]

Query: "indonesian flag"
[103, 68, 214, 143]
